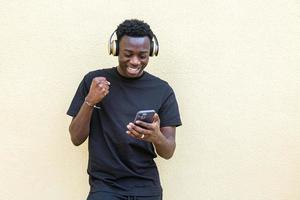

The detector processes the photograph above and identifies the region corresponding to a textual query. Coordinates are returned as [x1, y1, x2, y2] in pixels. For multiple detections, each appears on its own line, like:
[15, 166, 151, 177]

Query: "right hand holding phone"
[127, 113, 163, 144]
[85, 77, 110, 105]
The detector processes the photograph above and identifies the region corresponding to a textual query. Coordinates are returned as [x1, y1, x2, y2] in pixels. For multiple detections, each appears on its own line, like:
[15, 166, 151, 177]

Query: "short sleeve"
[158, 88, 182, 127]
[66, 74, 90, 117]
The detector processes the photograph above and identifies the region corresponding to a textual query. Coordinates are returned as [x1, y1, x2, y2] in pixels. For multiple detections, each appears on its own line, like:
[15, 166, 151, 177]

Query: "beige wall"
[1, 0, 300, 199]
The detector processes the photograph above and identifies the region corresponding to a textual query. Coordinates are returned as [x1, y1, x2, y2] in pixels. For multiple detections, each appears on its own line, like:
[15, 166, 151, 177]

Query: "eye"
[124, 53, 132, 58]
[139, 54, 147, 59]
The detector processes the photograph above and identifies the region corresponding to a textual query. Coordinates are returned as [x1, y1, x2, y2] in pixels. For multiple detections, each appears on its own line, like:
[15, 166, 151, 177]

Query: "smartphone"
[134, 110, 155, 123]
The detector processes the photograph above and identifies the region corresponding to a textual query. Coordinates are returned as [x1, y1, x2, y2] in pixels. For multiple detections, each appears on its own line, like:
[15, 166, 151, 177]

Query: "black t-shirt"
[67, 67, 182, 196]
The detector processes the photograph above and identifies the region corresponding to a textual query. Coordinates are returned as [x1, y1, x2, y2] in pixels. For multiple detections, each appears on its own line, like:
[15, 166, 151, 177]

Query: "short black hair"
[116, 19, 154, 41]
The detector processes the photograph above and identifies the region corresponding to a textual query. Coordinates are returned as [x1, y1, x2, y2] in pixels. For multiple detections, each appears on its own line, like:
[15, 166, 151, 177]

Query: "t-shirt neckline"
[113, 67, 146, 81]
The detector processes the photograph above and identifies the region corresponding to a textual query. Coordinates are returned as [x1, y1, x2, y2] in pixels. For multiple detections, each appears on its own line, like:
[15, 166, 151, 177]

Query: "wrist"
[153, 131, 164, 146]
[84, 96, 96, 105]
[84, 100, 94, 107]
[84, 97, 101, 109]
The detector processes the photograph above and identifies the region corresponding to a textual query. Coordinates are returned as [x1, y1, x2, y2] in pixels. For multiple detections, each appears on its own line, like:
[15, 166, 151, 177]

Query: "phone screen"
[134, 110, 155, 123]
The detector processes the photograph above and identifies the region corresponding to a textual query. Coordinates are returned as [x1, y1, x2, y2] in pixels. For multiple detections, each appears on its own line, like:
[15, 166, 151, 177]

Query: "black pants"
[87, 191, 162, 200]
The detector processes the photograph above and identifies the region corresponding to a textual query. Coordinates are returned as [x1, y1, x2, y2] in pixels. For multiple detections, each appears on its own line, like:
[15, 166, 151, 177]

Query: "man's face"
[117, 35, 150, 78]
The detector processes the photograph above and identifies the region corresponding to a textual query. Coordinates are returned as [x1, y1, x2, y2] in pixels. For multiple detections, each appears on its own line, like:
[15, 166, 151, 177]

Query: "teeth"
[128, 67, 140, 73]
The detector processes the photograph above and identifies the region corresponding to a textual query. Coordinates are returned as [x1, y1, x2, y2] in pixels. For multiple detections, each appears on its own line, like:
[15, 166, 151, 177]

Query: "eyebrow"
[124, 49, 149, 53]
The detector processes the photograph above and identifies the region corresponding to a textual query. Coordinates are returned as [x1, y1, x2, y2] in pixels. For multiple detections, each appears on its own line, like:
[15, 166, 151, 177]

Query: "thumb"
[153, 113, 160, 123]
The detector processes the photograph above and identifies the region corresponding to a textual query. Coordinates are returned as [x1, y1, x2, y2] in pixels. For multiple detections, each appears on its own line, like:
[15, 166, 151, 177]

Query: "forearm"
[69, 102, 94, 146]
[153, 132, 176, 159]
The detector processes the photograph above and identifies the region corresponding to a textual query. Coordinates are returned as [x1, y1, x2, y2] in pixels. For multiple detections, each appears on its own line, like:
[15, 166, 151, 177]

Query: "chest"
[101, 81, 164, 118]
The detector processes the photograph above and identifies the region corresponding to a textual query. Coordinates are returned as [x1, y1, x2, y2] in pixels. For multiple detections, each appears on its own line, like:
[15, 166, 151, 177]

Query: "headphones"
[108, 30, 159, 57]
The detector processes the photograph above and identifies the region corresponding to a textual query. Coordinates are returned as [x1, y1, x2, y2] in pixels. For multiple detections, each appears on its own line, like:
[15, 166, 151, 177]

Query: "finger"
[127, 127, 141, 138]
[93, 78, 106, 86]
[135, 120, 153, 130]
[94, 77, 106, 82]
[127, 130, 146, 140]
[96, 86, 106, 93]
[153, 113, 160, 123]
[98, 80, 110, 86]
[130, 123, 151, 135]
[127, 123, 144, 137]
[94, 78, 111, 87]
[126, 130, 136, 138]
[97, 83, 109, 90]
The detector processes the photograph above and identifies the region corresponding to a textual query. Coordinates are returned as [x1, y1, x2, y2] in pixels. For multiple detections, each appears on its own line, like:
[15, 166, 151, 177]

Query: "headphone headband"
[108, 30, 159, 56]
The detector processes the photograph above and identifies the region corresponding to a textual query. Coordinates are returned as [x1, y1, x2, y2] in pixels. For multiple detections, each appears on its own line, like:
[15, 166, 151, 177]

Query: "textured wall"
[1, 0, 300, 199]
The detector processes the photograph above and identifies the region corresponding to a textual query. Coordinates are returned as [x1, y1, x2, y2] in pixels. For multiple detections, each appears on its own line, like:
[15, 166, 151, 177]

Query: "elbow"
[71, 137, 83, 146]
[158, 142, 176, 160]
[162, 155, 173, 160]
[69, 126, 83, 146]
[161, 151, 174, 160]
[160, 148, 175, 160]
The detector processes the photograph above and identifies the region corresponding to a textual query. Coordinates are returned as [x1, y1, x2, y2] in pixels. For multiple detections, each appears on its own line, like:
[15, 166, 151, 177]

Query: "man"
[67, 19, 182, 200]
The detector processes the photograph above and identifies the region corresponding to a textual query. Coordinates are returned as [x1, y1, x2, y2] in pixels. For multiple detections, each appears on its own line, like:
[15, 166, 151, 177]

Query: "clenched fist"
[85, 77, 110, 105]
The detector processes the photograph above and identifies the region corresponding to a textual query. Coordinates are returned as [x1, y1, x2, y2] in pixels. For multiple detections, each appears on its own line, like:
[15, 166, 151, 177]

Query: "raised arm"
[69, 77, 110, 146]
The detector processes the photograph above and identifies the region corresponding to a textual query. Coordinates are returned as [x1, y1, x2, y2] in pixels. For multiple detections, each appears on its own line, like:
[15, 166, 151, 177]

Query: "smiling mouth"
[127, 66, 141, 74]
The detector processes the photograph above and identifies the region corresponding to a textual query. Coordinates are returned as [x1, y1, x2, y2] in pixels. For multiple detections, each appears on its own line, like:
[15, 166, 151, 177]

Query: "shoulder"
[144, 71, 174, 93]
[82, 67, 114, 82]
[144, 71, 170, 87]
[85, 67, 114, 78]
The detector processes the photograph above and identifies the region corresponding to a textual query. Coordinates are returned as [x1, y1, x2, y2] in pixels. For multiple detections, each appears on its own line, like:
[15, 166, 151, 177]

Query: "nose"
[129, 56, 141, 66]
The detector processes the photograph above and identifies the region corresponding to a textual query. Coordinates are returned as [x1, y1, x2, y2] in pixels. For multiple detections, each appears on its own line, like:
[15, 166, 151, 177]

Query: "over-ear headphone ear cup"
[150, 42, 159, 56]
[150, 41, 154, 57]
[153, 42, 158, 56]
[152, 34, 159, 56]
[115, 41, 119, 56]
[108, 30, 118, 56]
[110, 40, 119, 56]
